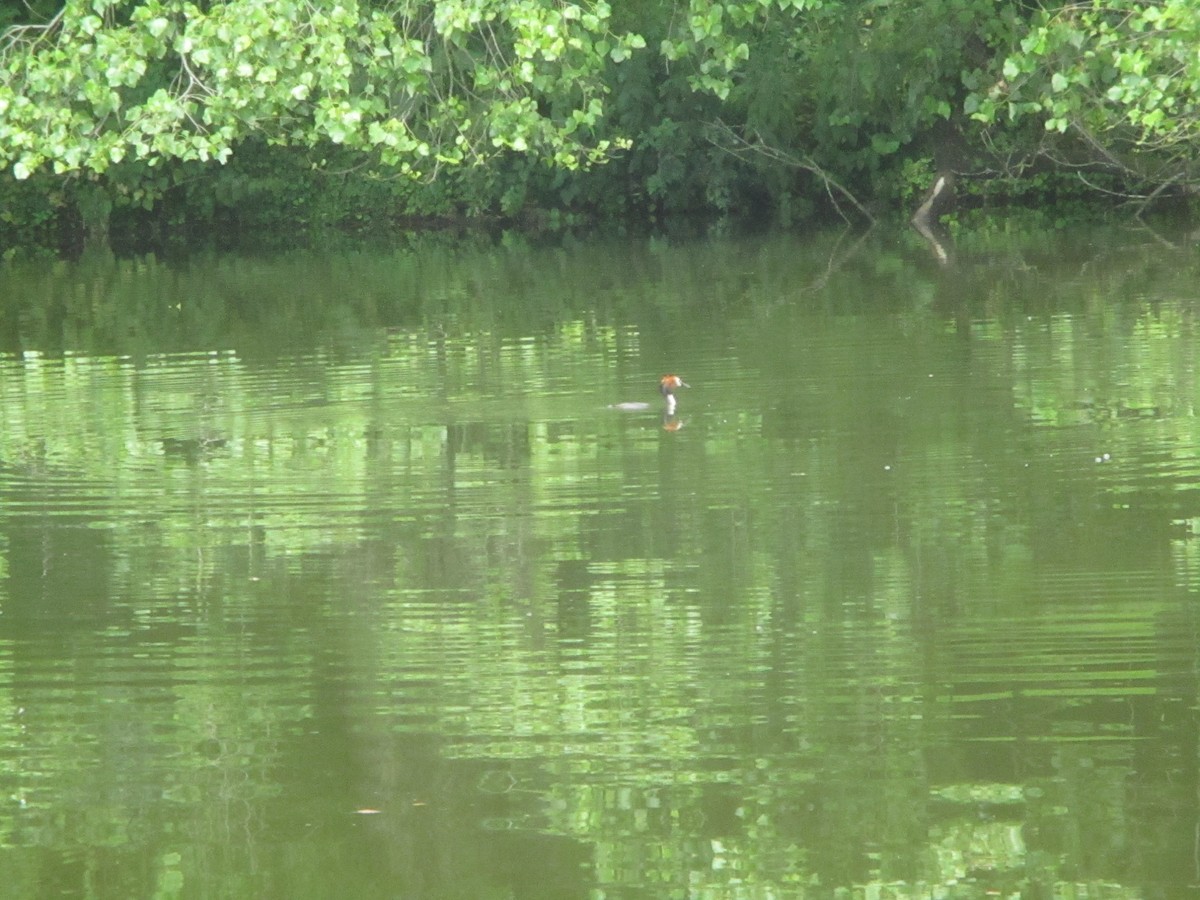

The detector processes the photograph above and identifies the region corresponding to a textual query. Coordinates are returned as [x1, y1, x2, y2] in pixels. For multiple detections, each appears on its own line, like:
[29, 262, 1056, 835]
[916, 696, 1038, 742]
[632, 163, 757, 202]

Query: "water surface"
[0, 225, 1196, 898]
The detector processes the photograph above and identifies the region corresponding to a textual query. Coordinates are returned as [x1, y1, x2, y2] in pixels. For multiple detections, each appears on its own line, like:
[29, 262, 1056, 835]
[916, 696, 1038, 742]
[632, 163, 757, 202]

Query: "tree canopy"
[2, 0, 1199, 248]
[0, 0, 644, 178]
[967, 0, 1200, 196]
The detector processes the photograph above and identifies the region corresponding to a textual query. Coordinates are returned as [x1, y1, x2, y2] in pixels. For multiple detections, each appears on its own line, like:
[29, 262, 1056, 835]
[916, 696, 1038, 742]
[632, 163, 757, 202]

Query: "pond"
[0, 223, 1196, 898]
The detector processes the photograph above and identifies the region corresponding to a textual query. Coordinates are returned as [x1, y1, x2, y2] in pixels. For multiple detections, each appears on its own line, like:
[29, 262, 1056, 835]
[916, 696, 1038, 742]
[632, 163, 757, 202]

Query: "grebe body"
[608, 374, 689, 415]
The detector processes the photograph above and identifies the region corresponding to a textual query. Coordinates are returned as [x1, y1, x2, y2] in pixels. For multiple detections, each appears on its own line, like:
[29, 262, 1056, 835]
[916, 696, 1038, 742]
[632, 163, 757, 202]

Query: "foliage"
[0, 0, 643, 182]
[0, 174, 68, 255]
[531, 0, 1011, 227]
[966, 0, 1200, 192]
[2, 0, 1199, 249]
[656, 0, 1008, 186]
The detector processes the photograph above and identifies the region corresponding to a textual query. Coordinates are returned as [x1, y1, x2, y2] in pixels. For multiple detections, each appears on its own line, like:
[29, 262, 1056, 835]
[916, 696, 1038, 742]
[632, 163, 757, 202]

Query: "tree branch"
[705, 120, 875, 225]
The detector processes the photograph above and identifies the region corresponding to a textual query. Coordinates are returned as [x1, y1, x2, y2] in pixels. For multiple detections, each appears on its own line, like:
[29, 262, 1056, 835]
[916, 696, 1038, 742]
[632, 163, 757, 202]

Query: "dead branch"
[706, 120, 875, 225]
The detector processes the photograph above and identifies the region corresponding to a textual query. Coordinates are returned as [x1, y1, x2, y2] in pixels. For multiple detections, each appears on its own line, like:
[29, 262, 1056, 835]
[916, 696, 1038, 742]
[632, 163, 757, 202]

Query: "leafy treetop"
[0, 0, 646, 181]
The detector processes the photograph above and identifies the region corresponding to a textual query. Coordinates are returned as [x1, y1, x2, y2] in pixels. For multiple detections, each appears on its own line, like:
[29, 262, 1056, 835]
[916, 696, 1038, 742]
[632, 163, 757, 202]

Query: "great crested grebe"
[609, 374, 690, 415]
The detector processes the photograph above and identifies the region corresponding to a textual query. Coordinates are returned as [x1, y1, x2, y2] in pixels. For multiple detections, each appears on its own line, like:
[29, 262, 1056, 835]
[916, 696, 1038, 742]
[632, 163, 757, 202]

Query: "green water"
[0, 226, 1195, 898]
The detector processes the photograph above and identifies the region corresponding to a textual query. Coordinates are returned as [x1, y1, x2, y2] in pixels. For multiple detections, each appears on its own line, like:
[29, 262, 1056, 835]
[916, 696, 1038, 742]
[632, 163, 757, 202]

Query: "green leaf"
[870, 134, 900, 155]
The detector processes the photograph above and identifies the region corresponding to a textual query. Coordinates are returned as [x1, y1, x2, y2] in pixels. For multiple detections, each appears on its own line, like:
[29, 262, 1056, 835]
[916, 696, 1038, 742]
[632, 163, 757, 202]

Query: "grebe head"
[659, 374, 689, 396]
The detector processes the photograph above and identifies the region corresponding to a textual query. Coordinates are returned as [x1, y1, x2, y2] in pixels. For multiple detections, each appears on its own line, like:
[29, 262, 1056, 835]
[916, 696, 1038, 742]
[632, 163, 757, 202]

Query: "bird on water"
[608, 374, 690, 415]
